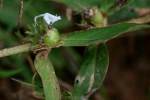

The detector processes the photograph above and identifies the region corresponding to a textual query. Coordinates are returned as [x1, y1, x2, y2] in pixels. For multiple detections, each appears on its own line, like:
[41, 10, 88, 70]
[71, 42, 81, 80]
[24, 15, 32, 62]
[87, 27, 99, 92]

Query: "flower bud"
[90, 7, 107, 27]
[44, 28, 60, 47]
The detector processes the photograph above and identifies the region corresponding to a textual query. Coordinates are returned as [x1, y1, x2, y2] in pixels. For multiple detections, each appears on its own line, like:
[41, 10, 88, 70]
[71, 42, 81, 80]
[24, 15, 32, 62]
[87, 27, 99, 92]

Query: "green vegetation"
[0, 0, 149, 100]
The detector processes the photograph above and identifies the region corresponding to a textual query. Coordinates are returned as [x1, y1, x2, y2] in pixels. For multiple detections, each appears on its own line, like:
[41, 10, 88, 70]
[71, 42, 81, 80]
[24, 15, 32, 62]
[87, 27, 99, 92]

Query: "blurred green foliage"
[0, 0, 149, 100]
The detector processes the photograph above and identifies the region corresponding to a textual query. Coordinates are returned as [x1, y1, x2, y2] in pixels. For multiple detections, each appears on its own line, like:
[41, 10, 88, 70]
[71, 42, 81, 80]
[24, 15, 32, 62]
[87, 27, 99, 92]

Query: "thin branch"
[126, 14, 150, 24]
[0, 0, 3, 8]
[59, 79, 72, 91]
[18, 0, 24, 27]
[135, 8, 150, 16]
[27, 55, 36, 73]
[0, 43, 31, 58]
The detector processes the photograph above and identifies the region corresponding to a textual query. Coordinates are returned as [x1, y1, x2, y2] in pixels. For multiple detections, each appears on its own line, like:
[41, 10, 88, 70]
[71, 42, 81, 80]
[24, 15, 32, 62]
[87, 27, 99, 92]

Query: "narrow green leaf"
[34, 54, 61, 100]
[0, 69, 22, 78]
[54, 0, 100, 11]
[93, 43, 109, 89]
[71, 46, 97, 99]
[101, 0, 133, 15]
[62, 23, 149, 46]
[99, 0, 116, 13]
[109, 6, 138, 23]
[129, 0, 150, 8]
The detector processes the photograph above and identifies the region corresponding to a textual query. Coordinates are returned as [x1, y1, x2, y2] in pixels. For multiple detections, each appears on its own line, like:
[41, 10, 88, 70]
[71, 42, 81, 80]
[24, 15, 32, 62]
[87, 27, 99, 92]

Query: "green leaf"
[0, 0, 18, 29]
[54, 0, 101, 11]
[103, 0, 133, 15]
[71, 46, 97, 99]
[71, 44, 109, 99]
[0, 69, 22, 78]
[109, 6, 138, 23]
[93, 43, 109, 89]
[129, 0, 150, 8]
[99, 0, 116, 13]
[34, 53, 61, 100]
[62, 23, 149, 46]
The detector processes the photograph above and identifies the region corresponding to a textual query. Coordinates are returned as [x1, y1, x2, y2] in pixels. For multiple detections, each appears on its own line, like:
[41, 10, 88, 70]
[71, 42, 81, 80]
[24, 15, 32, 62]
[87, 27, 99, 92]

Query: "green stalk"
[34, 51, 61, 100]
[0, 43, 31, 58]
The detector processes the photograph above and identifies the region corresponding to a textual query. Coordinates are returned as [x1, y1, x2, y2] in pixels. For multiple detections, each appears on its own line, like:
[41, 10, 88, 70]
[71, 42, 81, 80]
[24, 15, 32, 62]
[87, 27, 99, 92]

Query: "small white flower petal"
[43, 14, 51, 25]
[34, 13, 61, 26]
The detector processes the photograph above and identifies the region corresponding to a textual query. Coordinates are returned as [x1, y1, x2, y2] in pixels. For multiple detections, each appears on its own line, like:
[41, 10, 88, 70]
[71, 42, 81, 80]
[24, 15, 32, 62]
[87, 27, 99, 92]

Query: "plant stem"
[34, 50, 61, 100]
[18, 0, 23, 27]
[0, 0, 3, 8]
[0, 43, 31, 58]
[126, 14, 150, 24]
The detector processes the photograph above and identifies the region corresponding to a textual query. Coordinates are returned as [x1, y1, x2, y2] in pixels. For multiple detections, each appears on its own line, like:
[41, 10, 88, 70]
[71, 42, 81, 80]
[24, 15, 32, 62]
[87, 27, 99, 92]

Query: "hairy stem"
[0, 43, 31, 58]
[34, 50, 61, 100]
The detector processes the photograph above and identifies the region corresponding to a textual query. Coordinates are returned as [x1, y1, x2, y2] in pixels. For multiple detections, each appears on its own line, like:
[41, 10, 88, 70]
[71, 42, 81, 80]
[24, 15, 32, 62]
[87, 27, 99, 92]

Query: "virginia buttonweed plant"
[0, 0, 150, 100]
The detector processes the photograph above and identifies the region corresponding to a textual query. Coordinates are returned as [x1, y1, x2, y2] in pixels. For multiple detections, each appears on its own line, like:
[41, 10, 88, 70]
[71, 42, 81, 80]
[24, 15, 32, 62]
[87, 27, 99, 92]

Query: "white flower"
[34, 13, 61, 26]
